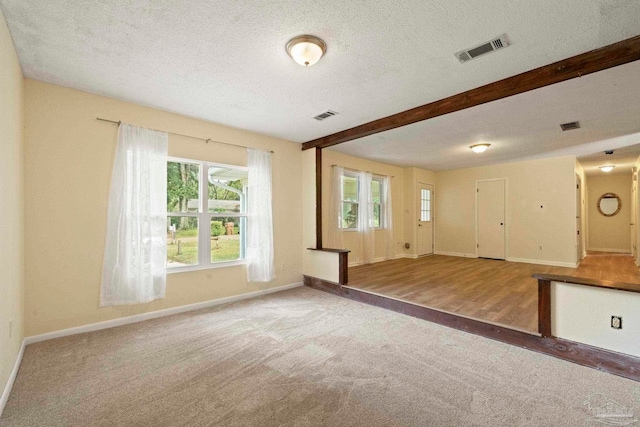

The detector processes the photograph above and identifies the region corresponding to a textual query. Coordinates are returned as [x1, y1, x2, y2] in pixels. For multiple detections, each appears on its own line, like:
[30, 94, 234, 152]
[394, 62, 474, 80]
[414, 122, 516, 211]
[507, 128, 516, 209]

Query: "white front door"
[417, 183, 433, 256]
[477, 179, 505, 260]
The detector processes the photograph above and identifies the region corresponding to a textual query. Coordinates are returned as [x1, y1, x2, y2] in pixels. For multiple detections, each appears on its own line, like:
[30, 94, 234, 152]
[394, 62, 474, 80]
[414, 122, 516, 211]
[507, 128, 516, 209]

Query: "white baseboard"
[507, 257, 578, 268]
[395, 254, 418, 259]
[0, 339, 26, 418]
[587, 248, 631, 254]
[349, 257, 393, 267]
[25, 282, 303, 345]
[434, 251, 478, 258]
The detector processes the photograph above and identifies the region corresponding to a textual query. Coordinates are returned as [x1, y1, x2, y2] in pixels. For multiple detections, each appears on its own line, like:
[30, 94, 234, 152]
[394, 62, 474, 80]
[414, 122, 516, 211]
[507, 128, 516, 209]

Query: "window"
[341, 173, 359, 229]
[340, 172, 384, 229]
[166, 158, 248, 270]
[371, 177, 383, 228]
[420, 188, 431, 221]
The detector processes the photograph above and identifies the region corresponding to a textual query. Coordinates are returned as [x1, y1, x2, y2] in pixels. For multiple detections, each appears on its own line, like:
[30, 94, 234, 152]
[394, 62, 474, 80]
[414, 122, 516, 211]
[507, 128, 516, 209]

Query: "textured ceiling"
[1, 0, 640, 170]
[332, 60, 640, 174]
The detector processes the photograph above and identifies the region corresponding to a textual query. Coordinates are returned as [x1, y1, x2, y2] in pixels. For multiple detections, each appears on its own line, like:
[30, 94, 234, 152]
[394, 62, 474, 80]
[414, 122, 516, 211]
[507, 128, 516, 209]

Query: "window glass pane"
[373, 204, 381, 228]
[371, 180, 381, 203]
[208, 166, 247, 214]
[167, 217, 198, 267]
[342, 175, 358, 202]
[211, 216, 242, 262]
[167, 162, 200, 213]
[342, 202, 358, 228]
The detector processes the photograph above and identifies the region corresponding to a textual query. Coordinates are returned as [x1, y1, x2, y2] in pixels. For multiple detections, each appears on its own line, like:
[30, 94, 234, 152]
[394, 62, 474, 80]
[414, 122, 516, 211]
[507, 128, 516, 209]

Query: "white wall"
[0, 7, 24, 411]
[23, 80, 303, 336]
[435, 156, 578, 266]
[552, 282, 640, 357]
[587, 173, 632, 253]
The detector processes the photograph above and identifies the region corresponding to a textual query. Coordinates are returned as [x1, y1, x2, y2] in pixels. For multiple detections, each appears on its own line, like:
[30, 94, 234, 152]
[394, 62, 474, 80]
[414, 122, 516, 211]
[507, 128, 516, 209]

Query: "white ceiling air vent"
[313, 110, 339, 121]
[454, 34, 510, 63]
[560, 121, 580, 131]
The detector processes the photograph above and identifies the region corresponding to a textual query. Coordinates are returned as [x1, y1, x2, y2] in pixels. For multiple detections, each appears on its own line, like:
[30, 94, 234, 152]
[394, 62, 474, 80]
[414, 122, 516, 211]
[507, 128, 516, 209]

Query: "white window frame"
[339, 171, 386, 231]
[371, 175, 384, 229]
[420, 187, 432, 222]
[341, 171, 359, 231]
[167, 156, 248, 273]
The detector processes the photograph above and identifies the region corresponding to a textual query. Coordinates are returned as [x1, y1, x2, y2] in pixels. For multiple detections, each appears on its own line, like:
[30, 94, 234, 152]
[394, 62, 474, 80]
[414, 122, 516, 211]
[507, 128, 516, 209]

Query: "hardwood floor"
[347, 254, 640, 334]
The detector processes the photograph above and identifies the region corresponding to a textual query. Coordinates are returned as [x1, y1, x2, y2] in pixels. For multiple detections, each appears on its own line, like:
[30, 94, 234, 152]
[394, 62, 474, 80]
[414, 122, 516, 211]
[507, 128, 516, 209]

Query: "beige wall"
[23, 80, 303, 336]
[322, 149, 405, 265]
[587, 173, 631, 252]
[0, 7, 24, 405]
[435, 156, 577, 266]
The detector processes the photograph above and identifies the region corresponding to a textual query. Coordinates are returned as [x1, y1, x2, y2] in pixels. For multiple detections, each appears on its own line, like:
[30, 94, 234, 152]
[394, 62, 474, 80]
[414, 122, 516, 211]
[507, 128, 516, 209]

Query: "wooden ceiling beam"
[301, 35, 640, 151]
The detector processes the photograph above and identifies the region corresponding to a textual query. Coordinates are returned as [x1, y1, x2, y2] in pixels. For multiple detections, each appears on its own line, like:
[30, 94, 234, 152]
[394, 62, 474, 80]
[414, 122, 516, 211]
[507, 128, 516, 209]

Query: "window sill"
[167, 260, 247, 274]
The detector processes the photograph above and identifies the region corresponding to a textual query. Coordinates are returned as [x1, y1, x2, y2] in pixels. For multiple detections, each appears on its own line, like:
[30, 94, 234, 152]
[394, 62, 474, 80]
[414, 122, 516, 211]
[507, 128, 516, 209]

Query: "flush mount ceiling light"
[470, 143, 491, 153]
[286, 35, 326, 66]
[599, 165, 615, 172]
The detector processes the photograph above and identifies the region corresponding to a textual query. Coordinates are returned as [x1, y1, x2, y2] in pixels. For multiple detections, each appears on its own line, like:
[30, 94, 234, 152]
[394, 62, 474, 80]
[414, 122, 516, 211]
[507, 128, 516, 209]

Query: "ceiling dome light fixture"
[470, 143, 491, 153]
[599, 165, 615, 172]
[286, 35, 326, 66]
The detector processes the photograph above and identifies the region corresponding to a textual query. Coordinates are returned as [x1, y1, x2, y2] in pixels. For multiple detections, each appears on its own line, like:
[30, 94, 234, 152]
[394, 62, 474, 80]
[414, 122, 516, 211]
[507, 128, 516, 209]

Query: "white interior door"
[576, 175, 583, 261]
[631, 178, 637, 258]
[477, 179, 505, 260]
[417, 183, 433, 256]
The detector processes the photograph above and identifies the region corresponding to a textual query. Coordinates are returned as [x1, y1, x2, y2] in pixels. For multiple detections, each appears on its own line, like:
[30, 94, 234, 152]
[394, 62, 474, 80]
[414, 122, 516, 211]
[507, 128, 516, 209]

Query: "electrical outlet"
[611, 316, 622, 329]
[538, 245, 543, 251]
[281, 262, 286, 271]
[9, 320, 12, 338]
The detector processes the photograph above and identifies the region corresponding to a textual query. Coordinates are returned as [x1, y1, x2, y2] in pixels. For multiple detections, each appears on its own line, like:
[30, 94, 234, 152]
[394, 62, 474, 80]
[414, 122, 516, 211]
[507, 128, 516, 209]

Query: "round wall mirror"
[597, 193, 621, 217]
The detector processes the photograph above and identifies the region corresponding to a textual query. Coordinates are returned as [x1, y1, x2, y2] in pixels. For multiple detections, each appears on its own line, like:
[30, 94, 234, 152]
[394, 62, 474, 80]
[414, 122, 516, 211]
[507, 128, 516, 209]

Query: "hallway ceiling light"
[286, 35, 326, 66]
[470, 143, 491, 153]
[599, 165, 615, 172]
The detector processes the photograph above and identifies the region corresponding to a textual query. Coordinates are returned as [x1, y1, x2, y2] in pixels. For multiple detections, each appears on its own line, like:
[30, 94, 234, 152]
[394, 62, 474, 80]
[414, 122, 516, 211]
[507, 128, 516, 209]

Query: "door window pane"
[420, 188, 431, 221]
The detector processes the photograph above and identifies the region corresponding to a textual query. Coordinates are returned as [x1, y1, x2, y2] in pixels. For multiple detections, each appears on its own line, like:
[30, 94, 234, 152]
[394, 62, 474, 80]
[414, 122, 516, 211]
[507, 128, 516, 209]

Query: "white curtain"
[100, 123, 168, 306]
[246, 148, 275, 282]
[360, 171, 375, 264]
[383, 176, 394, 260]
[328, 165, 344, 249]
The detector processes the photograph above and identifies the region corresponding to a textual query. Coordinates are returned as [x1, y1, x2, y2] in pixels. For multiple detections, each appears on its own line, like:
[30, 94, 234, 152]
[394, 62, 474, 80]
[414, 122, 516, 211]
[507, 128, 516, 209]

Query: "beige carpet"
[2, 287, 639, 426]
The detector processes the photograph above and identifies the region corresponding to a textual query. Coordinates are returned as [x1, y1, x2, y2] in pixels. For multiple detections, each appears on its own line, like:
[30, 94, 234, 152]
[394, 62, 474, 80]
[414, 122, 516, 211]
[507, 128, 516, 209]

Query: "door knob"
[500, 223, 503, 225]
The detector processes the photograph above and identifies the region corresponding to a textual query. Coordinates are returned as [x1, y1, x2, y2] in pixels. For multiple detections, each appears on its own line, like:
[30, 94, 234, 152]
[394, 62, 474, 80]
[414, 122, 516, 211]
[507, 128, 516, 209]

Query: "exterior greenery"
[167, 161, 245, 266]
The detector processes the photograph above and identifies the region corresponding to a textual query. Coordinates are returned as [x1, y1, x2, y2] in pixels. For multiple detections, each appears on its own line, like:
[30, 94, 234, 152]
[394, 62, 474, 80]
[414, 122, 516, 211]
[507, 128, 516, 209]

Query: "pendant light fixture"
[286, 35, 326, 66]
